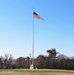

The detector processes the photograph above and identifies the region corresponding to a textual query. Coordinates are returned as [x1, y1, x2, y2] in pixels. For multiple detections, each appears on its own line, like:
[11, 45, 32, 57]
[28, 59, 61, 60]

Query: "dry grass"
[0, 69, 74, 75]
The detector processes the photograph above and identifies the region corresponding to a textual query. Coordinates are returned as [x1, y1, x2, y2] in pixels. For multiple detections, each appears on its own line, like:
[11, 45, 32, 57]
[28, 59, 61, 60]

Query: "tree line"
[0, 48, 74, 70]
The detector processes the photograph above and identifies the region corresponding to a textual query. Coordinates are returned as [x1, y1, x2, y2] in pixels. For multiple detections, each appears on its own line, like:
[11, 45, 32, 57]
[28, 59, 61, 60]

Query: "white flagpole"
[30, 8, 34, 69]
[32, 8, 34, 69]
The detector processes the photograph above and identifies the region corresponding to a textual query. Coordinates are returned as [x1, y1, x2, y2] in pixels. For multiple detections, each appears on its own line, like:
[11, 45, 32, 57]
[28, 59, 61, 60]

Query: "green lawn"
[0, 69, 74, 75]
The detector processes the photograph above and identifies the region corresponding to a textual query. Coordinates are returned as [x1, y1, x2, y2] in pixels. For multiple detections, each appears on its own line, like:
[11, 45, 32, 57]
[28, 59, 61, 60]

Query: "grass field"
[0, 69, 74, 75]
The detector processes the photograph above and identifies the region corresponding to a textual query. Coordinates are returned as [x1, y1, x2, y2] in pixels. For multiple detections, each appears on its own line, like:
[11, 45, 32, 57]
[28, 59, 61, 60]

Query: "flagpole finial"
[33, 8, 34, 11]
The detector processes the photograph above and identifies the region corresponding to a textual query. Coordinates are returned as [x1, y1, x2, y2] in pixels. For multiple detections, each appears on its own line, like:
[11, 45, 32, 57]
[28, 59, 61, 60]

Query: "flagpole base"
[30, 64, 34, 69]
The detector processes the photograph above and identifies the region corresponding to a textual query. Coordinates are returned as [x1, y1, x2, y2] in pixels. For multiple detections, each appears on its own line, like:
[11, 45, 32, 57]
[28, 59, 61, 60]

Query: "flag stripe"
[33, 12, 44, 20]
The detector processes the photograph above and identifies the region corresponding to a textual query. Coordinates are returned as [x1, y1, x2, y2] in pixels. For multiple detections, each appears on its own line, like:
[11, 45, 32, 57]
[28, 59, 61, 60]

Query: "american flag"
[33, 12, 44, 20]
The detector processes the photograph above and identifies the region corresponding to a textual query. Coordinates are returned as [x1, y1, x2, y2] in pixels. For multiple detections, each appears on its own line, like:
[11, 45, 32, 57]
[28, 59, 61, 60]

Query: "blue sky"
[0, 0, 74, 58]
